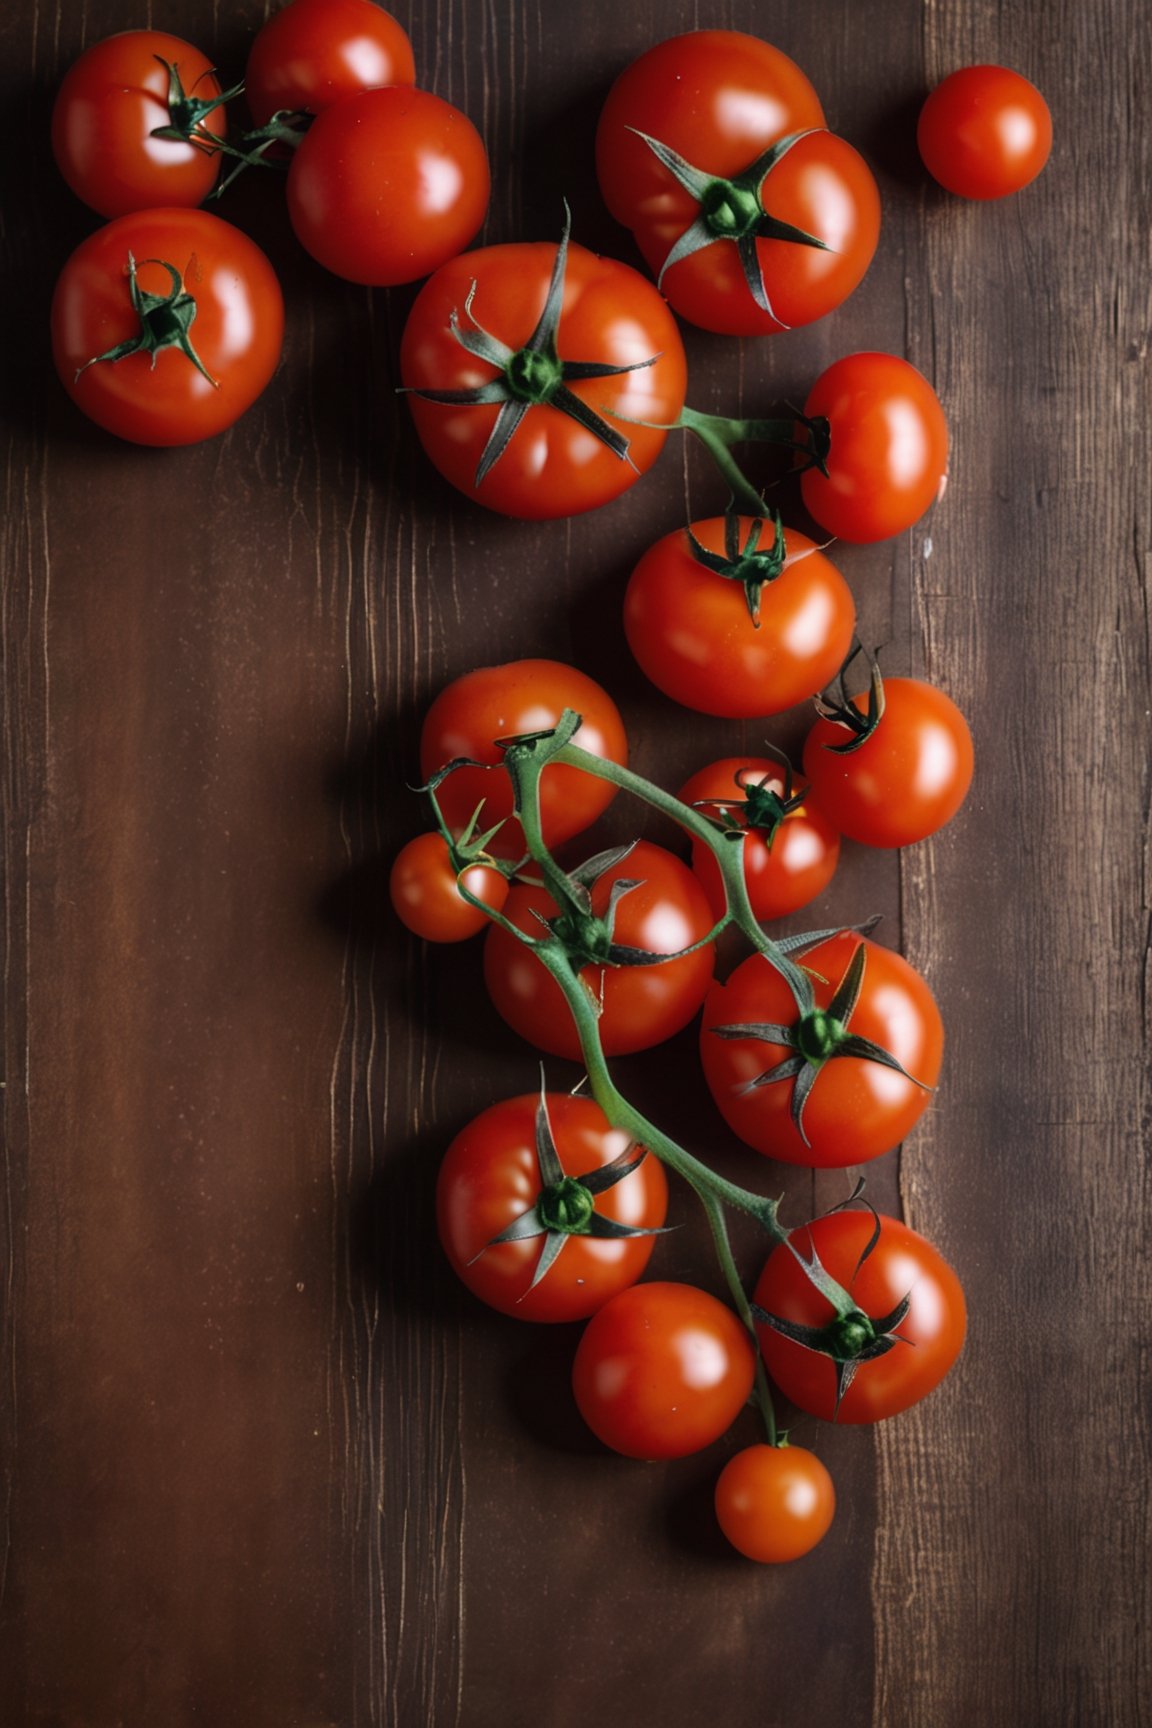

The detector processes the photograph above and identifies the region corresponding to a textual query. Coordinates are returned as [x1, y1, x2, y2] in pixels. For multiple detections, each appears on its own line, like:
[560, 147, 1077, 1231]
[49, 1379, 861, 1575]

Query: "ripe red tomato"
[755, 1211, 966, 1422]
[623, 519, 855, 718]
[389, 832, 508, 942]
[245, 0, 415, 128]
[484, 841, 716, 1060]
[801, 353, 949, 543]
[52, 30, 228, 217]
[714, 1444, 835, 1561]
[51, 209, 284, 446]
[286, 86, 489, 286]
[918, 65, 1052, 200]
[400, 235, 687, 519]
[419, 659, 627, 857]
[436, 1093, 668, 1322]
[803, 676, 974, 848]
[678, 758, 840, 921]
[572, 1281, 756, 1458]
[699, 931, 942, 1166]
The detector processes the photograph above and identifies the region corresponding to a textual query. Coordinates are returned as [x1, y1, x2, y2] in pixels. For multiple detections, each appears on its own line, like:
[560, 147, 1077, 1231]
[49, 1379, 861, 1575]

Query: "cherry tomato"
[286, 86, 489, 286]
[918, 66, 1052, 200]
[437, 1093, 668, 1322]
[714, 1444, 835, 1562]
[801, 353, 949, 544]
[51, 209, 284, 446]
[52, 30, 228, 217]
[484, 841, 716, 1060]
[572, 1281, 756, 1459]
[389, 832, 508, 943]
[679, 758, 840, 921]
[419, 659, 627, 858]
[699, 931, 942, 1167]
[623, 519, 855, 718]
[245, 0, 415, 128]
[400, 236, 687, 519]
[755, 1211, 966, 1422]
[803, 676, 974, 848]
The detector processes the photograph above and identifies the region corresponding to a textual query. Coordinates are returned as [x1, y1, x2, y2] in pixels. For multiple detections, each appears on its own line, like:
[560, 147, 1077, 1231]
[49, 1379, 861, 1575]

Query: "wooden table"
[2, 3, 1147, 1724]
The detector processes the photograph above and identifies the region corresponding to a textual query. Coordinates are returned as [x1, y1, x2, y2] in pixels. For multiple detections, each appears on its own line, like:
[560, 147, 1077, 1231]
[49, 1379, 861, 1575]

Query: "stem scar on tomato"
[76, 252, 219, 386]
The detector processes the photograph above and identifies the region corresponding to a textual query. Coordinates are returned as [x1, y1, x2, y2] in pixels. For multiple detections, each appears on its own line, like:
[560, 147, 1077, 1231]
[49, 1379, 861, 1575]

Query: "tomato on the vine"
[484, 841, 716, 1060]
[389, 833, 508, 943]
[679, 757, 840, 922]
[245, 0, 415, 128]
[437, 1092, 668, 1322]
[918, 65, 1052, 200]
[286, 86, 489, 286]
[51, 209, 284, 446]
[572, 1281, 756, 1459]
[714, 1444, 835, 1562]
[754, 1211, 966, 1422]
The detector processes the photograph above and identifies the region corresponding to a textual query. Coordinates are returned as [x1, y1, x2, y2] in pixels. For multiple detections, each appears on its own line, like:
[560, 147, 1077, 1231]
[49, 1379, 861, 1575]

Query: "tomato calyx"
[688, 747, 809, 851]
[812, 643, 886, 755]
[76, 252, 219, 387]
[149, 56, 242, 153]
[684, 509, 789, 625]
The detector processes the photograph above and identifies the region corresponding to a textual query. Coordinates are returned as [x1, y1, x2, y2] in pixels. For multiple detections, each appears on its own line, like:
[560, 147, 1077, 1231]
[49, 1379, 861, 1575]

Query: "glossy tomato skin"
[51, 209, 284, 446]
[802, 353, 949, 544]
[803, 677, 974, 848]
[437, 1094, 668, 1322]
[714, 1444, 835, 1562]
[245, 0, 415, 128]
[401, 241, 687, 519]
[918, 65, 1052, 200]
[52, 31, 227, 217]
[484, 842, 716, 1060]
[572, 1281, 756, 1459]
[755, 1212, 966, 1422]
[679, 758, 840, 922]
[287, 87, 489, 286]
[700, 932, 942, 1166]
[389, 832, 508, 942]
[624, 520, 856, 718]
[419, 659, 627, 857]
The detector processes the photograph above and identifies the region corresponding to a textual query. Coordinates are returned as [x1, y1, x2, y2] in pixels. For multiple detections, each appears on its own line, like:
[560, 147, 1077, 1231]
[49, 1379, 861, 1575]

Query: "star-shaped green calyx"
[685, 508, 789, 626]
[148, 55, 243, 153]
[76, 252, 219, 387]
[812, 642, 886, 755]
[688, 745, 808, 852]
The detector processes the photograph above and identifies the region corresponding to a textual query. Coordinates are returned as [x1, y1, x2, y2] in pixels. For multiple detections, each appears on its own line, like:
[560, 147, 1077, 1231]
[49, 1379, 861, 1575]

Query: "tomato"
[245, 0, 415, 128]
[51, 30, 229, 217]
[389, 832, 508, 942]
[678, 757, 840, 922]
[484, 841, 716, 1060]
[419, 659, 627, 857]
[51, 209, 284, 446]
[803, 675, 974, 848]
[436, 1092, 668, 1322]
[572, 1282, 756, 1459]
[285, 86, 488, 286]
[623, 518, 855, 718]
[699, 931, 942, 1167]
[400, 231, 687, 519]
[801, 353, 949, 544]
[714, 1444, 835, 1561]
[918, 66, 1052, 200]
[754, 1211, 966, 1422]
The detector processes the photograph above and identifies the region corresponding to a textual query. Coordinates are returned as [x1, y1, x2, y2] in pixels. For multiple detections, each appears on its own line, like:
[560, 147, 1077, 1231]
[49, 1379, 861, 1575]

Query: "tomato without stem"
[572, 1281, 756, 1459]
[918, 65, 1052, 200]
[245, 0, 415, 128]
[714, 1444, 835, 1561]
[389, 832, 508, 943]
[755, 1212, 966, 1422]
[679, 758, 840, 922]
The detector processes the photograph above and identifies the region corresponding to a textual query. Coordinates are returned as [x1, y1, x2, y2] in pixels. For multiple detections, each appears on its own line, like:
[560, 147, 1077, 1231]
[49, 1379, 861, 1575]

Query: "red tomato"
[572, 1281, 756, 1458]
[678, 758, 840, 921]
[699, 932, 942, 1167]
[623, 519, 855, 718]
[801, 353, 949, 543]
[400, 237, 687, 519]
[419, 659, 627, 857]
[755, 1211, 966, 1422]
[714, 1444, 835, 1562]
[484, 841, 716, 1060]
[286, 86, 489, 286]
[51, 209, 284, 446]
[918, 66, 1052, 200]
[245, 0, 415, 128]
[389, 832, 508, 942]
[52, 30, 228, 217]
[803, 676, 974, 847]
[436, 1093, 668, 1322]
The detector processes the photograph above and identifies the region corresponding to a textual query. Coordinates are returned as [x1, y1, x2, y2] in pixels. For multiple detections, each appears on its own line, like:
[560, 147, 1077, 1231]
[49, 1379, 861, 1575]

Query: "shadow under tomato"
[500, 1323, 604, 1455]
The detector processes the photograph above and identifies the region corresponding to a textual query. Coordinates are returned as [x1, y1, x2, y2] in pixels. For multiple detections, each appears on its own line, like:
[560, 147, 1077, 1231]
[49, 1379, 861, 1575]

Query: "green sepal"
[685, 508, 788, 625]
[76, 252, 219, 388]
[814, 643, 886, 755]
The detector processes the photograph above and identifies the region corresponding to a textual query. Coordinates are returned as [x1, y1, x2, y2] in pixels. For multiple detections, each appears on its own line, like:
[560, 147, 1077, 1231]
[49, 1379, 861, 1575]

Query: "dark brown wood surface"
[2, 2, 1148, 1724]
